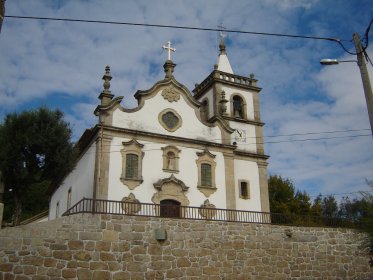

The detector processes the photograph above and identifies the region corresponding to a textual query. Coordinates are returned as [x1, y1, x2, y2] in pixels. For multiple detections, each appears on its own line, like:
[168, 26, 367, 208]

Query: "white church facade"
[49, 39, 270, 220]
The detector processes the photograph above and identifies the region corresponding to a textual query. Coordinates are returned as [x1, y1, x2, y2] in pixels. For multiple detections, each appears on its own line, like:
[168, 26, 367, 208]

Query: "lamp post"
[320, 32, 373, 137]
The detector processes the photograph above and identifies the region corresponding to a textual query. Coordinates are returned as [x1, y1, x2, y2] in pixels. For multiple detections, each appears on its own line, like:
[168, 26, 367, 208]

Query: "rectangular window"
[239, 181, 250, 199]
[67, 188, 72, 209]
[126, 154, 139, 179]
[56, 201, 60, 218]
[201, 163, 212, 186]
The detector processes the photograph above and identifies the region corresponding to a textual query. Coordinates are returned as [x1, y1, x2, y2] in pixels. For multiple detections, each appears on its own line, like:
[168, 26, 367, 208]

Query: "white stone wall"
[112, 90, 221, 143]
[229, 121, 257, 153]
[49, 143, 96, 219]
[234, 159, 262, 212]
[196, 88, 215, 120]
[107, 136, 227, 209]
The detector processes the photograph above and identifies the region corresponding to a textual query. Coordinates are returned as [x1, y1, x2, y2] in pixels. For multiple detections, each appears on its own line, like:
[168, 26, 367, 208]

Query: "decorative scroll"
[121, 193, 141, 214]
[199, 199, 217, 219]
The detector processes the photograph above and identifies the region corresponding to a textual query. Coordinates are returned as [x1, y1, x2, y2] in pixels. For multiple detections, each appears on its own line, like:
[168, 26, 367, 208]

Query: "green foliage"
[339, 191, 373, 252]
[0, 107, 77, 225]
[321, 195, 339, 217]
[268, 175, 311, 215]
[269, 174, 373, 251]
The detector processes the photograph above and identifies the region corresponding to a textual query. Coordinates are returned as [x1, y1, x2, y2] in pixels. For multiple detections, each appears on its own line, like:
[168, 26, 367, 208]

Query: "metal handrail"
[62, 198, 354, 228]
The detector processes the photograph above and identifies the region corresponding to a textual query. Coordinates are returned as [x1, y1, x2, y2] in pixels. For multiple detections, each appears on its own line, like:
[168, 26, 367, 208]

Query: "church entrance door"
[160, 199, 181, 218]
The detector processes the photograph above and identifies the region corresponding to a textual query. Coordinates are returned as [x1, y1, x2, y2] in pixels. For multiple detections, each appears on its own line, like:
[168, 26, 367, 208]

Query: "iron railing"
[62, 198, 354, 228]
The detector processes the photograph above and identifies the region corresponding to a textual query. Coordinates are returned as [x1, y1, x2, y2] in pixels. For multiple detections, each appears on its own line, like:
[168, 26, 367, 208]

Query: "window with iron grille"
[126, 154, 139, 179]
[239, 180, 250, 199]
[201, 163, 212, 186]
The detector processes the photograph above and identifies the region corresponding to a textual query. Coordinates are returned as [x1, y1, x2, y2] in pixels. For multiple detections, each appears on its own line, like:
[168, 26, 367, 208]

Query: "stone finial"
[98, 65, 114, 106]
[249, 73, 255, 79]
[219, 36, 226, 55]
[163, 60, 176, 79]
[219, 90, 228, 115]
[103, 65, 112, 93]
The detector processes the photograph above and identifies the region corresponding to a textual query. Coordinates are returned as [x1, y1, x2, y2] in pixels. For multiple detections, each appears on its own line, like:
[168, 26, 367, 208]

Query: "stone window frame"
[158, 108, 183, 132]
[230, 93, 247, 119]
[162, 145, 181, 173]
[120, 139, 144, 190]
[238, 179, 250, 199]
[196, 149, 217, 197]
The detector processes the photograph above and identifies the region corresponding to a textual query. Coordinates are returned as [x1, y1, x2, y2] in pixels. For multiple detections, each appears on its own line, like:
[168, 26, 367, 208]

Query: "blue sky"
[0, 0, 372, 200]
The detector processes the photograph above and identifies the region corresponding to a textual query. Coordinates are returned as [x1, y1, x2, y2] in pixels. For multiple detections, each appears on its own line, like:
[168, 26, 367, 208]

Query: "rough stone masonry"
[0, 214, 372, 279]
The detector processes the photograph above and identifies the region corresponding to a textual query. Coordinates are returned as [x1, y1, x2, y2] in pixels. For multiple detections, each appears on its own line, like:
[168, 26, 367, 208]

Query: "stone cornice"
[193, 70, 262, 99]
[234, 150, 269, 161]
[223, 116, 265, 126]
[94, 96, 124, 116]
[134, 77, 200, 108]
[99, 124, 236, 151]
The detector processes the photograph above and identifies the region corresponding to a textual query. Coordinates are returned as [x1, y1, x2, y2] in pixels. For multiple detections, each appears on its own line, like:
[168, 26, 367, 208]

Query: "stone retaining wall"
[0, 214, 372, 279]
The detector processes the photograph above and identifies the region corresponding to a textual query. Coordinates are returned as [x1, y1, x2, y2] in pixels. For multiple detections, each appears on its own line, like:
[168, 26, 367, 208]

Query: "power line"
[264, 128, 371, 138]
[310, 190, 373, 198]
[5, 15, 341, 42]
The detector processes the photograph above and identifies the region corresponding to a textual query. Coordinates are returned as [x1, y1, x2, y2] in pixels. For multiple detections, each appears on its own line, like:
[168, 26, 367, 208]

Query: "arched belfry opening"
[232, 95, 245, 118]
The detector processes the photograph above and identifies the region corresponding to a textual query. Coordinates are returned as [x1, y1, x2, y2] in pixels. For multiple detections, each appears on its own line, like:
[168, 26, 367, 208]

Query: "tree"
[339, 189, 373, 254]
[321, 195, 339, 217]
[268, 175, 311, 215]
[0, 108, 76, 225]
[268, 175, 296, 214]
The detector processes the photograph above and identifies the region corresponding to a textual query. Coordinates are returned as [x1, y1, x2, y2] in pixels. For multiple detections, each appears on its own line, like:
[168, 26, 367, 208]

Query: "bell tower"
[193, 36, 265, 156]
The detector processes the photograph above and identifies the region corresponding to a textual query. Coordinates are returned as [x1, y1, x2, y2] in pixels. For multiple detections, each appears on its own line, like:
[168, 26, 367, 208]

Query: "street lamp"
[320, 32, 373, 137]
[320, 59, 357, 65]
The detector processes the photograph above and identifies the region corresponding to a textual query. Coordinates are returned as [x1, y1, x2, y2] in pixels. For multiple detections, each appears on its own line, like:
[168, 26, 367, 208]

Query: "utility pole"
[353, 32, 373, 137]
[0, 0, 5, 33]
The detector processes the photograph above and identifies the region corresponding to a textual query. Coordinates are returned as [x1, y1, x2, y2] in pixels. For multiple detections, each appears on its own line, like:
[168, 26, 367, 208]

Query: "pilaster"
[223, 152, 236, 210]
[258, 161, 270, 213]
[93, 130, 113, 200]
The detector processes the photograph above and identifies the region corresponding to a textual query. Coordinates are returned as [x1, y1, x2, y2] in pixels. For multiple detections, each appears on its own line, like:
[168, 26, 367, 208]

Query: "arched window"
[125, 154, 138, 179]
[201, 163, 212, 186]
[232, 95, 245, 118]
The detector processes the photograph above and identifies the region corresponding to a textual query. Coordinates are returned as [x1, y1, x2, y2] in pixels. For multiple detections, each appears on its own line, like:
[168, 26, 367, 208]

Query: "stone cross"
[162, 41, 176, 61]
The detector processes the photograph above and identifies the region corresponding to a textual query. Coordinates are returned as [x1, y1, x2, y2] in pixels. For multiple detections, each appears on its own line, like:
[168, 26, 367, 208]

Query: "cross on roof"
[162, 41, 176, 61]
[217, 24, 226, 39]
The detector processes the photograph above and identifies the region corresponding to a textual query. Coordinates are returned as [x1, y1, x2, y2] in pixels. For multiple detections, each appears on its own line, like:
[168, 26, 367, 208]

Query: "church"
[49, 38, 270, 220]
